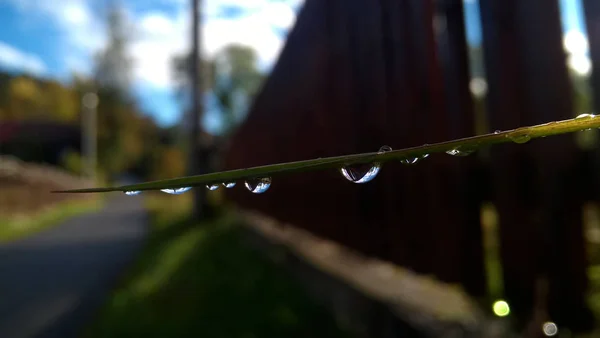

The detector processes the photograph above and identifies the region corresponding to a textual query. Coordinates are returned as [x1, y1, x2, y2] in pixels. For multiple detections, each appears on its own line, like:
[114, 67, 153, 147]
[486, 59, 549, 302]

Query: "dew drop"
[161, 187, 192, 195]
[576, 113, 595, 119]
[508, 134, 531, 144]
[400, 154, 429, 165]
[446, 146, 476, 157]
[124, 190, 142, 196]
[222, 181, 236, 188]
[245, 177, 272, 194]
[340, 163, 381, 183]
[378, 145, 392, 153]
[494, 130, 502, 134]
[206, 184, 220, 191]
[401, 157, 419, 164]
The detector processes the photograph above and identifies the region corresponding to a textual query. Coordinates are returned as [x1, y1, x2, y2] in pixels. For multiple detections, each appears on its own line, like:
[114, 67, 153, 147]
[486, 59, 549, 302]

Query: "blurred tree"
[8, 77, 43, 120]
[172, 44, 264, 135]
[94, 6, 133, 96]
[169, 43, 264, 217]
[91, 4, 143, 177]
[42, 81, 78, 122]
[150, 146, 187, 181]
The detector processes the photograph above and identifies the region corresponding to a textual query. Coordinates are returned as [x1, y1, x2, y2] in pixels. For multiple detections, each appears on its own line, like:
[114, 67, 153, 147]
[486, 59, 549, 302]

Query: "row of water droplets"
[499, 113, 597, 144]
[340, 143, 475, 184]
[124, 114, 598, 195]
[123, 178, 272, 196]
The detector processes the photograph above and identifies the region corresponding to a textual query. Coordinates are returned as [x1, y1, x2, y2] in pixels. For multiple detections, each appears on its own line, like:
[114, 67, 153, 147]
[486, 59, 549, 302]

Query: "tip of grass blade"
[51, 187, 118, 193]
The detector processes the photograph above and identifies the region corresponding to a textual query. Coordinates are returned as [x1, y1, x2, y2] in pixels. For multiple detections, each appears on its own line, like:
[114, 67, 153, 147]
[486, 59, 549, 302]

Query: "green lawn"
[85, 194, 349, 338]
[0, 198, 102, 243]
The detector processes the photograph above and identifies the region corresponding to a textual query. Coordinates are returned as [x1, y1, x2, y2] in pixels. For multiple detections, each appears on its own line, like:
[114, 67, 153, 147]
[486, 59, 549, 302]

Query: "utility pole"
[82, 92, 99, 183]
[188, 0, 205, 218]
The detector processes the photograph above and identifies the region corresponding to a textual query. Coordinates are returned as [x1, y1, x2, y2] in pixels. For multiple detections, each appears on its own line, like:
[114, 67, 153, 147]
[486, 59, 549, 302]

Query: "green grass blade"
[52, 115, 600, 194]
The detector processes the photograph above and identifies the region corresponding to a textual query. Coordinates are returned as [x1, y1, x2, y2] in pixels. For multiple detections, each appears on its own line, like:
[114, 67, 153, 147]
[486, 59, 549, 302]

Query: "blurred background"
[1, 0, 600, 337]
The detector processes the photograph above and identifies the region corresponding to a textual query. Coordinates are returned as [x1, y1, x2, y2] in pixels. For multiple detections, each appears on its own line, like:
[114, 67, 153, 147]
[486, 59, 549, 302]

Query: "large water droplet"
[206, 184, 220, 191]
[161, 187, 192, 195]
[124, 190, 142, 196]
[245, 177, 272, 194]
[340, 146, 390, 184]
[576, 113, 595, 119]
[340, 163, 381, 183]
[446, 146, 476, 157]
[222, 181, 236, 188]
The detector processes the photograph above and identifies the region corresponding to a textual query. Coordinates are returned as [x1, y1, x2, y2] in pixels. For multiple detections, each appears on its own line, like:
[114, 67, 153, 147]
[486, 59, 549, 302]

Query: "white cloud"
[132, 0, 304, 89]
[62, 2, 91, 26]
[7, 0, 304, 89]
[7, 0, 105, 76]
[0, 42, 47, 74]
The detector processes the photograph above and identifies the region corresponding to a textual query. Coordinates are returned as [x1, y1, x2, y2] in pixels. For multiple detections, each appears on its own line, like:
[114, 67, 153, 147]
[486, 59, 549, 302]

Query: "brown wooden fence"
[224, 0, 598, 332]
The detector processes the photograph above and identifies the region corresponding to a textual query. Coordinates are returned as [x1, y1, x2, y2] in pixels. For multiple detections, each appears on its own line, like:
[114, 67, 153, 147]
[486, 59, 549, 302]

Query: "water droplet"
[494, 130, 502, 134]
[340, 163, 381, 183]
[222, 181, 236, 188]
[509, 134, 531, 144]
[400, 154, 429, 164]
[446, 146, 476, 157]
[161, 187, 192, 195]
[401, 157, 419, 164]
[245, 177, 272, 194]
[378, 145, 392, 153]
[576, 113, 595, 119]
[206, 184, 220, 191]
[124, 190, 141, 196]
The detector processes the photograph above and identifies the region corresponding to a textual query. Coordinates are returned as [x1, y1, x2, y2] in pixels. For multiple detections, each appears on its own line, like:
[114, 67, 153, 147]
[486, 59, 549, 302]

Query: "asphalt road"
[0, 195, 148, 338]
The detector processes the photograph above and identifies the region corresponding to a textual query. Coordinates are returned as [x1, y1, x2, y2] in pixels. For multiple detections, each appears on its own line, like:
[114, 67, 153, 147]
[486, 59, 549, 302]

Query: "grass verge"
[0, 197, 103, 243]
[84, 193, 349, 338]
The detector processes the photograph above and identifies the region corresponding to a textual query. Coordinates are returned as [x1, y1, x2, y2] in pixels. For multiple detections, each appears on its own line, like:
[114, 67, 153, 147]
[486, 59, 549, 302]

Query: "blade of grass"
[53, 115, 600, 194]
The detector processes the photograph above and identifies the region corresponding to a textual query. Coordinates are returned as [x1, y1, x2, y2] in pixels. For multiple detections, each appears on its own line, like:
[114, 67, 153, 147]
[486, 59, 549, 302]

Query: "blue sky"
[0, 0, 590, 128]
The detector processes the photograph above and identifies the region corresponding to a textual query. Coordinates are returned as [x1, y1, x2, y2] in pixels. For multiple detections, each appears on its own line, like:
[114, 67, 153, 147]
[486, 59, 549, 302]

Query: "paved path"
[0, 195, 148, 338]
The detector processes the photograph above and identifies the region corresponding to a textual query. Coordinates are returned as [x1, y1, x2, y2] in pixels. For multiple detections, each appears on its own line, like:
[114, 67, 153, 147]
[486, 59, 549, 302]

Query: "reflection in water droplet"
[161, 187, 192, 195]
[222, 181, 236, 188]
[576, 113, 595, 119]
[542, 322, 558, 336]
[124, 190, 142, 196]
[378, 145, 392, 153]
[401, 157, 419, 164]
[206, 184, 220, 191]
[245, 177, 272, 193]
[400, 154, 429, 164]
[446, 147, 476, 156]
[340, 163, 381, 183]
